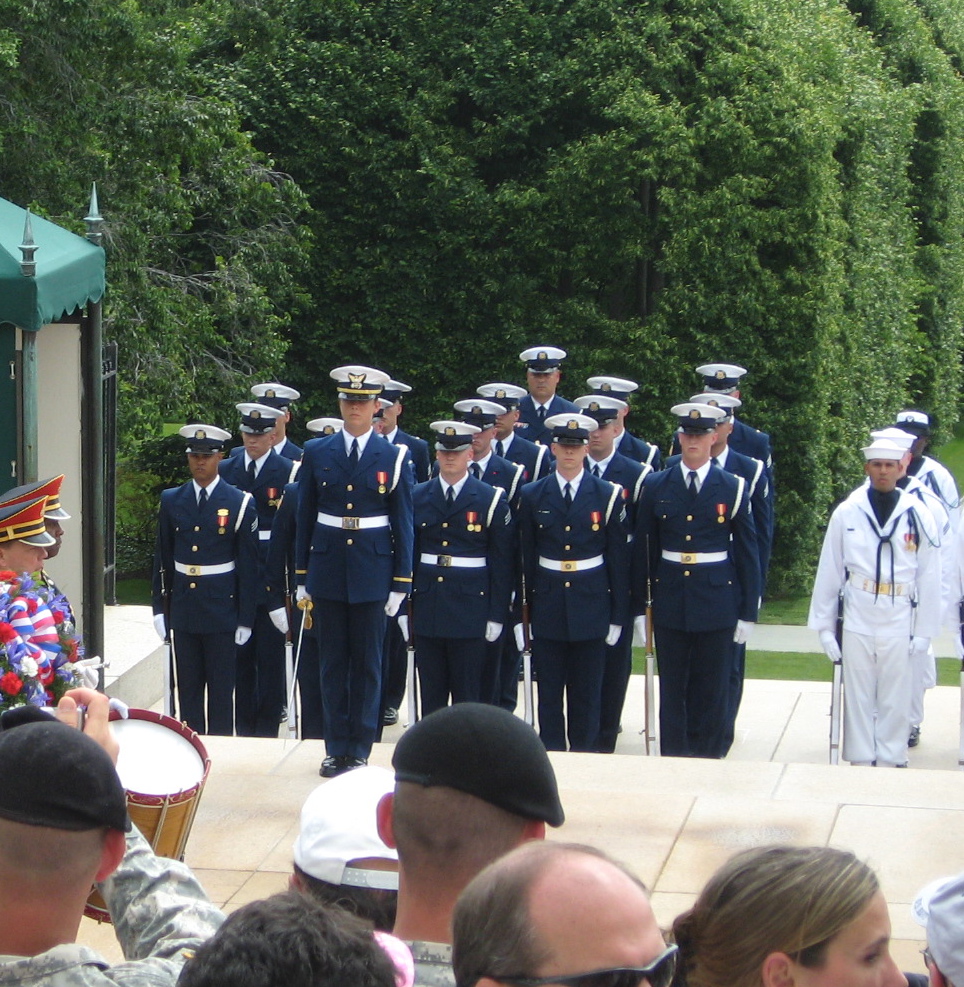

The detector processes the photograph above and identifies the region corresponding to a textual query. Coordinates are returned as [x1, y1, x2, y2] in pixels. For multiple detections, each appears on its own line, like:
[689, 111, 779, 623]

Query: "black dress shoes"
[320, 755, 345, 778]
[382, 707, 399, 726]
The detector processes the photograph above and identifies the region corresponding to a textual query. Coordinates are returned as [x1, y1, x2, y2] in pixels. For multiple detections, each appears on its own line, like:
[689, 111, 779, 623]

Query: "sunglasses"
[496, 944, 678, 987]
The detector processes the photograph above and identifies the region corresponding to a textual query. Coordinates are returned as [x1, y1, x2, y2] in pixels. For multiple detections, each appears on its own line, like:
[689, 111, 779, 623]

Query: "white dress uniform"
[912, 455, 961, 532]
[808, 484, 941, 765]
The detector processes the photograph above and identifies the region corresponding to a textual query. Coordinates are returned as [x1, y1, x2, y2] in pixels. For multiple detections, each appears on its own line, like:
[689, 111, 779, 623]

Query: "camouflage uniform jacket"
[406, 941, 455, 987]
[0, 828, 223, 986]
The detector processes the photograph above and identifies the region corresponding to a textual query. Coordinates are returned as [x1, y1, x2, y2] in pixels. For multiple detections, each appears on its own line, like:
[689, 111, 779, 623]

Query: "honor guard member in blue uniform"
[574, 394, 651, 752]
[452, 400, 526, 506]
[375, 379, 430, 727]
[673, 392, 772, 753]
[587, 376, 663, 471]
[477, 383, 551, 482]
[405, 421, 514, 714]
[380, 379, 431, 484]
[516, 346, 579, 447]
[265, 417, 344, 740]
[229, 383, 303, 462]
[153, 425, 259, 735]
[219, 402, 298, 736]
[296, 366, 414, 778]
[518, 413, 629, 752]
[634, 402, 760, 759]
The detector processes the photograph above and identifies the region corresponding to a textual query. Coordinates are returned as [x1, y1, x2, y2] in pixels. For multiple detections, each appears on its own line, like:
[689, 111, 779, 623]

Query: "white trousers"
[841, 627, 912, 766]
[908, 643, 936, 726]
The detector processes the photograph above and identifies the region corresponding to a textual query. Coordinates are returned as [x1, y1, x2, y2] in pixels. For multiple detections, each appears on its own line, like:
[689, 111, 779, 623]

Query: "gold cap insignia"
[537, 351, 548, 360]
[715, 370, 726, 380]
[251, 410, 262, 419]
[601, 382, 611, 391]
[472, 406, 483, 415]
[589, 402, 600, 411]
[348, 373, 366, 389]
[689, 409, 701, 419]
[194, 429, 206, 440]
[567, 419, 579, 429]
[266, 388, 277, 398]
[495, 389, 506, 399]
[444, 426, 455, 436]
[323, 426, 335, 434]
[708, 399, 719, 407]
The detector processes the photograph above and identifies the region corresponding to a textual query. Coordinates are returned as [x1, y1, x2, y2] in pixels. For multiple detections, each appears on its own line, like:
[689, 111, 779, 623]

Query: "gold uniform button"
[194, 526, 200, 532]
[189, 582, 197, 589]
[684, 570, 691, 577]
[437, 576, 444, 582]
[442, 540, 449, 547]
[191, 545, 198, 552]
[565, 581, 571, 588]
[347, 484, 354, 491]
[347, 538, 353, 545]
[686, 515, 694, 522]
[565, 525, 571, 532]
[685, 534, 692, 541]
[442, 522, 449, 528]
[346, 503, 353, 510]
[564, 545, 571, 551]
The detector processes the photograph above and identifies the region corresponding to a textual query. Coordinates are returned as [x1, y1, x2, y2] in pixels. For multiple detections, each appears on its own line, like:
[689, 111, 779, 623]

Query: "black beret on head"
[0, 718, 130, 832]
[392, 703, 564, 827]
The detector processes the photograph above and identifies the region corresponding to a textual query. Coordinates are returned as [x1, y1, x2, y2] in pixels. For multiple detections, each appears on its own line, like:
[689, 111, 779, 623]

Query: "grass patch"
[760, 594, 809, 625]
[115, 578, 152, 607]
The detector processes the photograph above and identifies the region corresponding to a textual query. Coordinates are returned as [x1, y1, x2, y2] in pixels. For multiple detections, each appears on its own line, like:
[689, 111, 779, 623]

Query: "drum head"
[112, 712, 206, 797]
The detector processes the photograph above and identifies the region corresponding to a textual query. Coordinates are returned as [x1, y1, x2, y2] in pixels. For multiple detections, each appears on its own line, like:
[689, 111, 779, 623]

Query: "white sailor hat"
[382, 379, 413, 403]
[545, 413, 596, 444]
[895, 410, 931, 436]
[250, 383, 300, 409]
[520, 346, 567, 372]
[870, 427, 914, 451]
[306, 417, 344, 436]
[330, 365, 389, 400]
[293, 766, 398, 890]
[573, 395, 627, 425]
[430, 420, 480, 451]
[454, 399, 507, 428]
[689, 392, 742, 421]
[477, 383, 527, 410]
[672, 402, 727, 433]
[236, 403, 284, 434]
[912, 872, 964, 987]
[586, 376, 639, 400]
[862, 439, 906, 461]
[696, 363, 747, 392]
[179, 424, 231, 453]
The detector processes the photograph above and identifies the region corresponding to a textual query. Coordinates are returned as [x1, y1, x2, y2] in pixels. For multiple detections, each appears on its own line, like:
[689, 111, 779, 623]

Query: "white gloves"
[514, 624, 526, 651]
[296, 585, 311, 603]
[385, 591, 406, 617]
[485, 621, 503, 643]
[268, 608, 289, 634]
[153, 614, 167, 641]
[398, 614, 410, 642]
[632, 615, 647, 648]
[605, 624, 622, 647]
[910, 636, 931, 660]
[819, 629, 842, 662]
[733, 620, 755, 645]
[235, 626, 252, 646]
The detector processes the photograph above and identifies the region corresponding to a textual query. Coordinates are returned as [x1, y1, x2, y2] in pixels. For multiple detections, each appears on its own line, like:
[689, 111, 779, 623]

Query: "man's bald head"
[453, 843, 665, 987]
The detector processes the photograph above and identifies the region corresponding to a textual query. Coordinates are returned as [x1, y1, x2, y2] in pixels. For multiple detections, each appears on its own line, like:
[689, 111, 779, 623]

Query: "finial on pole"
[19, 210, 37, 277]
[84, 182, 104, 245]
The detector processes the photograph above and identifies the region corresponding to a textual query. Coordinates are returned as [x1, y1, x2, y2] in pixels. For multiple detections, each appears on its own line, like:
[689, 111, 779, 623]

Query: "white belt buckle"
[437, 555, 452, 567]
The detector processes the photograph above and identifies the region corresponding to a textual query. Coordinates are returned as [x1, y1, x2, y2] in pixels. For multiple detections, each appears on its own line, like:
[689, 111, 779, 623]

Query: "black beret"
[392, 703, 564, 827]
[0, 718, 130, 832]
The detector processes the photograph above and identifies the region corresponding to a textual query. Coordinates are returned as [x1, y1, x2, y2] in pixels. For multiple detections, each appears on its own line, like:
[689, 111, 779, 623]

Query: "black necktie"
[711, 457, 719, 467]
[592, 463, 601, 477]
[537, 406, 546, 422]
[349, 438, 359, 466]
[446, 485, 455, 505]
[198, 488, 208, 508]
[687, 470, 699, 499]
[563, 482, 572, 507]
[496, 440, 504, 458]
[470, 463, 481, 479]
[247, 460, 256, 486]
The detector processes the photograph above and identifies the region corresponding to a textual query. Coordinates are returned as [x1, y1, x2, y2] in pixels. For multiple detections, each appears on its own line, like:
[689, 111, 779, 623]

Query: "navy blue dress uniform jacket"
[152, 480, 259, 634]
[515, 394, 579, 447]
[480, 454, 525, 506]
[666, 450, 771, 588]
[498, 434, 550, 483]
[295, 432, 415, 602]
[633, 465, 760, 631]
[520, 473, 630, 641]
[412, 477, 515, 638]
[393, 429, 431, 484]
[617, 430, 662, 471]
[219, 449, 299, 598]
[594, 453, 649, 532]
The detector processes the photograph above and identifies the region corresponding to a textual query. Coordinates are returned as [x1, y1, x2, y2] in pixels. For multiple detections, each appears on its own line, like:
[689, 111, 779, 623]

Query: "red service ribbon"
[466, 511, 478, 525]
[217, 510, 230, 529]
[376, 471, 388, 486]
[267, 487, 278, 500]
[590, 510, 602, 524]
[716, 503, 727, 518]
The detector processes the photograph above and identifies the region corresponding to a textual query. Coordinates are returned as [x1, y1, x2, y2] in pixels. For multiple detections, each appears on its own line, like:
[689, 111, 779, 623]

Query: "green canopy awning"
[0, 197, 105, 332]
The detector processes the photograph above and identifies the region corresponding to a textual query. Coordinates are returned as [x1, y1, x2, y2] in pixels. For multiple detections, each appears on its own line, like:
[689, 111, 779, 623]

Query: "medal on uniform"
[217, 508, 229, 534]
[590, 510, 601, 532]
[267, 487, 279, 508]
[377, 471, 388, 494]
[716, 503, 727, 524]
[904, 531, 918, 552]
[466, 510, 479, 532]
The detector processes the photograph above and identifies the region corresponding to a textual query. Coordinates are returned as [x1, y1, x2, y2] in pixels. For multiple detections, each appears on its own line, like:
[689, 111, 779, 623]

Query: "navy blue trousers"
[173, 629, 236, 736]
[415, 635, 487, 716]
[533, 637, 605, 752]
[235, 605, 285, 738]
